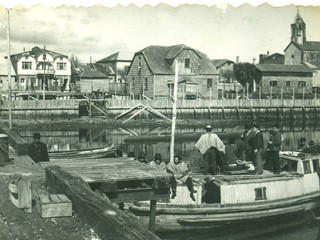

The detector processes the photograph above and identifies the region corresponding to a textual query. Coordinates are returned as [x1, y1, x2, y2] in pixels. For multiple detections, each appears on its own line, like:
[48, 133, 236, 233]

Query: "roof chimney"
[236, 56, 239, 63]
[267, 51, 270, 56]
[253, 58, 256, 65]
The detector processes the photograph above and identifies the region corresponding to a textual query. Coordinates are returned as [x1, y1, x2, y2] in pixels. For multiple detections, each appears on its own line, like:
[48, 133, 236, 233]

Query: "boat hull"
[49, 146, 116, 160]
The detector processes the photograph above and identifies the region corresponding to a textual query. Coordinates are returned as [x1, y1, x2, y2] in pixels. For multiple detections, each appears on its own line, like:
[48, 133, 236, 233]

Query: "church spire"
[291, 8, 306, 44]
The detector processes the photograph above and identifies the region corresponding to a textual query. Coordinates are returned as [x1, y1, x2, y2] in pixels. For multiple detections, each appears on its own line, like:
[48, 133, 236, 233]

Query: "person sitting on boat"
[195, 124, 225, 175]
[303, 140, 320, 154]
[27, 133, 49, 163]
[149, 153, 166, 172]
[298, 137, 307, 151]
[137, 152, 147, 164]
[166, 155, 197, 201]
[251, 124, 264, 175]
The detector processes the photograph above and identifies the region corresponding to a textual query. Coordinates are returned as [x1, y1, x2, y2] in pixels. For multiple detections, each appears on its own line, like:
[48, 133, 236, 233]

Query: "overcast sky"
[0, 1, 319, 64]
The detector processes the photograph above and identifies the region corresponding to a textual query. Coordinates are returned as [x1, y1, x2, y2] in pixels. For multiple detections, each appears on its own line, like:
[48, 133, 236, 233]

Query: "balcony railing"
[36, 69, 55, 75]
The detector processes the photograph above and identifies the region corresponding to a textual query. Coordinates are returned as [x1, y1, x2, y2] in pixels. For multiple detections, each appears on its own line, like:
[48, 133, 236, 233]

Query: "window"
[269, 81, 277, 87]
[57, 62, 66, 70]
[132, 77, 135, 86]
[22, 62, 32, 70]
[184, 58, 190, 69]
[286, 81, 290, 87]
[298, 81, 306, 87]
[20, 78, 25, 83]
[254, 187, 267, 200]
[291, 54, 295, 59]
[312, 159, 319, 173]
[303, 161, 312, 174]
[31, 78, 37, 86]
[144, 77, 148, 90]
[207, 78, 213, 88]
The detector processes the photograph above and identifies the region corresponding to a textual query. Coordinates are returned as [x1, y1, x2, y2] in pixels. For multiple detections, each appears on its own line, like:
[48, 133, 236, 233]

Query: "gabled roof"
[256, 64, 313, 73]
[10, 46, 68, 62]
[259, 53, 284, 64]
[80, 63, 115, 79]
[284, 41, 320, 52]
[135, 44, 218, 75]
[211, 59, 234, 68]
[96, 51, 134, 63]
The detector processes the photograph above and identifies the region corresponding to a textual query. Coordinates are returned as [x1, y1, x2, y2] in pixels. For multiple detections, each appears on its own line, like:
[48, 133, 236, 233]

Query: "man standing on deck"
[268, 124, 282, 174]
[27, 133, 49, 163]
[252, 124, 264, 175]
[195, 124, 225, 175]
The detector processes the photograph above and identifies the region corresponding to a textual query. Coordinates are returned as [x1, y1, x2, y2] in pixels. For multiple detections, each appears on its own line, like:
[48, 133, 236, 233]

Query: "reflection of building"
[10, 46, 71, 92]
[126, 44, 219, 99]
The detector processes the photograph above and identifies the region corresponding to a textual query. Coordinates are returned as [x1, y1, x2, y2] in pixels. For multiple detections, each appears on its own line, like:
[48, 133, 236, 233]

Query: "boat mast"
[170, 60, 178, 162]
[6, 9, 12, 129]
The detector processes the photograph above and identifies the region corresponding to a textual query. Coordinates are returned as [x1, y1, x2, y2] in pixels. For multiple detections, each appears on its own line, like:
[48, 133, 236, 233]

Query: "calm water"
[19, 120, 320, 240]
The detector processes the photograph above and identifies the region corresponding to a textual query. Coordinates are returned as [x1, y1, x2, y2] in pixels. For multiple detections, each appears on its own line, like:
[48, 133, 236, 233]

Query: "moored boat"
[49, 146, 116, 160]
[128, 152, 320, 233]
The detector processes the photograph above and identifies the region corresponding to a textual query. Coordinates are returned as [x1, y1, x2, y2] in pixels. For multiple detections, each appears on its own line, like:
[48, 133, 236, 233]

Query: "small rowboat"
[49, 146, 116, 160]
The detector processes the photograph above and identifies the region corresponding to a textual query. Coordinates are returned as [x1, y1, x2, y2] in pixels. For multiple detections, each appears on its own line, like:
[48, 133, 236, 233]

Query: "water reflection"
[17, 120, 320, 240]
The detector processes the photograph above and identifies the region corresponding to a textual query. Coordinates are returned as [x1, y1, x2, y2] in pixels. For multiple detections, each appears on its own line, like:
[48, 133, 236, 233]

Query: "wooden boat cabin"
[129, 153, 320, 232]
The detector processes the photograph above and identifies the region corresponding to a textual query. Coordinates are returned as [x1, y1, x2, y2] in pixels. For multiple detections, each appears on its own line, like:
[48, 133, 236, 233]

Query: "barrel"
[0, 134, 9, 164]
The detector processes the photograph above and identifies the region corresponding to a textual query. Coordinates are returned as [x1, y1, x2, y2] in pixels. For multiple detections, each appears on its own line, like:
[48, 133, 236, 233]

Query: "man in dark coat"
[27, 133, 49, 163]
[252, 124, 264, 175]
[268, 124, 282, 174]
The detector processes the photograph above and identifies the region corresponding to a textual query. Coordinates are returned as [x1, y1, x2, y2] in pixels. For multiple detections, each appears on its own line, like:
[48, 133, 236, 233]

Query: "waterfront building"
[0, 61, 16, 94]
[10, 46, 71, 92]
[255, 10, 320, 96]
[211, 59, 242, 95]
[126, 44, 219, 99]
[96, 52, 134, 96]
[79, 63, 115, 95]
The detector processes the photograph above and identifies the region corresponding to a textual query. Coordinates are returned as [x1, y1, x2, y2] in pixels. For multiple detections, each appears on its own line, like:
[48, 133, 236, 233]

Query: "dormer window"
[185, 58, 190, 69]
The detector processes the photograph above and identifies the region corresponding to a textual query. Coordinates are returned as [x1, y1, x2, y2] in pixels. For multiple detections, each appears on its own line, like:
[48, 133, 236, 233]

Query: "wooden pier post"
[149, 200, 157, 232]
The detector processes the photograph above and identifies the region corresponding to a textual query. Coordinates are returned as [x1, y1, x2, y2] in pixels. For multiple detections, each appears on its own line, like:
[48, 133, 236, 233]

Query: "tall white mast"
[170, 60, 178, 162]
[6, 9, 12, 129]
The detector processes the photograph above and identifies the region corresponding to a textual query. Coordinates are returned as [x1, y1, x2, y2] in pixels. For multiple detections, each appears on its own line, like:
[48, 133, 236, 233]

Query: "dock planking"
[41, 157, 171, 184]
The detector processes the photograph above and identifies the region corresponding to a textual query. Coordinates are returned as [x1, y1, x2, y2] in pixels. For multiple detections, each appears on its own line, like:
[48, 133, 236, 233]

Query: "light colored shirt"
[195, 132, 225, 154]
[166, 161, 189, 183]
[149, 161, 167, 171]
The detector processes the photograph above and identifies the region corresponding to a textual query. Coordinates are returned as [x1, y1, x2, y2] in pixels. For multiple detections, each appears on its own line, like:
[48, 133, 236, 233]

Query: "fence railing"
[106, 98, 320, 109]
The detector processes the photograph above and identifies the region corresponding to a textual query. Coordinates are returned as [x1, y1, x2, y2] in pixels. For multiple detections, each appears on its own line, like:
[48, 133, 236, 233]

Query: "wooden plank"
[45, 166, 161, 240]
[149, 200, 157, 232]
[0, 126, 28, 155]
[36, 194, 72, 218]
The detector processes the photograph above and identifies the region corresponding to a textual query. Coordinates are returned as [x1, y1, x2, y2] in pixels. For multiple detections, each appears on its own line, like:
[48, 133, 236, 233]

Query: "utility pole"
[43, 45, 46, 100]
[170, 60, 178, 162]
[6, 9, 12, 129]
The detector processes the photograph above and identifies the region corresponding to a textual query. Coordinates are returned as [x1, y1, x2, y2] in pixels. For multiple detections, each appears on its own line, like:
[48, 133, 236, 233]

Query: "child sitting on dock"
[149, 153, 166, 171]
[166, 155, 197, 201]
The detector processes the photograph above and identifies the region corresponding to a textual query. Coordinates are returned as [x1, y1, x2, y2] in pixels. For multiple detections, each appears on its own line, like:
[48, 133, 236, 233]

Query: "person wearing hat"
[27, 133, 49, 163]
[149, 153, 166, 172]
[195, 124, 225, 175]
[166, 155, 197, 201]
[303, 140, 320, 153]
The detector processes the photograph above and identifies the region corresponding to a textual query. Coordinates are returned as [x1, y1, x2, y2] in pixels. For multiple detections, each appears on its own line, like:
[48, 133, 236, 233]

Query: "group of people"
[194, 123, 283, 176]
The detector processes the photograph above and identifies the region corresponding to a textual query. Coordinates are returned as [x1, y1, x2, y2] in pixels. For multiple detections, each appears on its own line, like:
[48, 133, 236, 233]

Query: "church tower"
[291, 9, 306, 44]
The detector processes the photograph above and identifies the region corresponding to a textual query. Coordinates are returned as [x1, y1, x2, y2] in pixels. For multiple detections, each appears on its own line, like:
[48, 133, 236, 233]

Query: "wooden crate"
[36, 194, 72, 218]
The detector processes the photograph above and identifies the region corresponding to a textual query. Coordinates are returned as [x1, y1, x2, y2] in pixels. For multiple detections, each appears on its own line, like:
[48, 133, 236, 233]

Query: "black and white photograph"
[1, 0, 320, 239]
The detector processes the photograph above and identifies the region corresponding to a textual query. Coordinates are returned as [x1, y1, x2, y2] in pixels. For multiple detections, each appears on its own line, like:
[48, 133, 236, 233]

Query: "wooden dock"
[41, 157, 171, 236]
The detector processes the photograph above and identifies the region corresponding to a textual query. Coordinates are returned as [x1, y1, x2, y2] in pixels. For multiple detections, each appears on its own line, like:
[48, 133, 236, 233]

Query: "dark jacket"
[253, 131, 264, 150]
[27, 142, 49, 163]
[269, 131, 282, 151]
